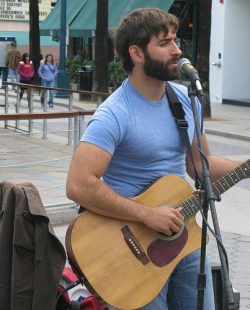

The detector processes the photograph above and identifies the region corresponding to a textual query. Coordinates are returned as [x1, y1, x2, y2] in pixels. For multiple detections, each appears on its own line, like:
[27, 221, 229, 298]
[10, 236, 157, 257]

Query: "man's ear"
[128, 45, 144, 65]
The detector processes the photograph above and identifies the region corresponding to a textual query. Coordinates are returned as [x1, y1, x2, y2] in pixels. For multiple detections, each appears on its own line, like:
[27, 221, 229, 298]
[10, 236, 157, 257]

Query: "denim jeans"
[138, 250, 215, 310]
[41, 79, 55, 105]
[8, 68, 20, 89]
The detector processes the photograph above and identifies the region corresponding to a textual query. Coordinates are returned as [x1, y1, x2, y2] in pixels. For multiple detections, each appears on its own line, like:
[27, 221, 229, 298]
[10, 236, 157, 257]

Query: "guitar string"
[125, 160, 250, 241]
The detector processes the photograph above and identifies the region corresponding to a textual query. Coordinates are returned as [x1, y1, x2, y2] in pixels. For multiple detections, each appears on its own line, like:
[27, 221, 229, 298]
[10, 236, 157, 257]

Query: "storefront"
[40, 0, 195, 61]
[0, 0, 59, 60]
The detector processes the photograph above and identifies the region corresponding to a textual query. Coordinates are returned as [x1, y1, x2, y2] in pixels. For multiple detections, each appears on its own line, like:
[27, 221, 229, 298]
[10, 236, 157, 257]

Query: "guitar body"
[66, 175, 207, 310]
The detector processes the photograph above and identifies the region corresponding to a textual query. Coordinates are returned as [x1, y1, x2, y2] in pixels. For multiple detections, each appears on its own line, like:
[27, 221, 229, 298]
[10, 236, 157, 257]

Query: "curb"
[46, 205, 79, 225]
[204, 129, 250, 142]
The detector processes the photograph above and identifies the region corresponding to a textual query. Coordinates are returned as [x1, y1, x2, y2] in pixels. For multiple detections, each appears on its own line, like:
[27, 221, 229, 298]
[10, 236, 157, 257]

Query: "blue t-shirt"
[81, 78, 202, 198]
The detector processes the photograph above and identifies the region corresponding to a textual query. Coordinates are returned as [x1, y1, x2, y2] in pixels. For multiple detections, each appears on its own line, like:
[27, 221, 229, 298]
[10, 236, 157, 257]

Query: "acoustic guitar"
[66, 159, 249, 310]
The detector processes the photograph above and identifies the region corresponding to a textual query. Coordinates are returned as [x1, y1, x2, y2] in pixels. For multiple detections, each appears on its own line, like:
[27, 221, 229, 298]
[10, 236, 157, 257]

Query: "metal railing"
[2, 81, 108, 147]
[0, 109, 95, 150]
[0, 82, 110, 213]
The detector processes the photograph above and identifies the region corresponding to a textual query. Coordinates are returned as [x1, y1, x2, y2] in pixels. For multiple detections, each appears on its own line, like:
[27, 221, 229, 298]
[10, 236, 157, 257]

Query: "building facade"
[210, 0, 250, 104]
[0, 0, 59, 62]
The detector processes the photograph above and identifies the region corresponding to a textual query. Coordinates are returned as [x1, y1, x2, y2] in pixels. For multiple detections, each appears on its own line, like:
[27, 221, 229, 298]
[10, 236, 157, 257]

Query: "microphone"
[178, 58, 203, 96]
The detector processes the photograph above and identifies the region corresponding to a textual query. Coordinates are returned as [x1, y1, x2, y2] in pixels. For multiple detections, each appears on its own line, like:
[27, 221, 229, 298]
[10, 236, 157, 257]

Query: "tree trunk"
[196, 0, 212, 117]
[92, 0, 109, 94]
[29, 0, 40, 85]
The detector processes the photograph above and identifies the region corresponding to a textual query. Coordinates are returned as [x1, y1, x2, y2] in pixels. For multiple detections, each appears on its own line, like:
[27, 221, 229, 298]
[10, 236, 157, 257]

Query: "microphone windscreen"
[178, 58, 191, 74]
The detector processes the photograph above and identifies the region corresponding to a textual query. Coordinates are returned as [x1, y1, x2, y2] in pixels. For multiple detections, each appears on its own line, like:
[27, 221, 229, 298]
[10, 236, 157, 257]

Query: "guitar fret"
[213, 159, 250, 196]
[178, 159, 249, 222]
[219, 177, 230, 191]
[181, 196, 199, 220]
[239, 165, 248, 177]
[212, 182, 220, 196]
[180, 159, 250, 221]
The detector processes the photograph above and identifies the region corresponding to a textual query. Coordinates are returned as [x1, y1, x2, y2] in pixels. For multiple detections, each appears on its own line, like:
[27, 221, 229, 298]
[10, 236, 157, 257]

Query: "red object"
[57, 267, 106, 309]
[220, 0, 223, 3]
[24, 62, 30, 75]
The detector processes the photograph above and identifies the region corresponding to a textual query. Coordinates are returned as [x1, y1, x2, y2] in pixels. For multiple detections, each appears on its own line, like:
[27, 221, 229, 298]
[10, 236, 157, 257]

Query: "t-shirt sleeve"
[80, 105, 128, 156]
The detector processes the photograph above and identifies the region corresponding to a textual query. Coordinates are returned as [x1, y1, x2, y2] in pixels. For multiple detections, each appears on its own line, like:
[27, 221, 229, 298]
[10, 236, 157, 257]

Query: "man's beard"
[143, 48, 180, 81]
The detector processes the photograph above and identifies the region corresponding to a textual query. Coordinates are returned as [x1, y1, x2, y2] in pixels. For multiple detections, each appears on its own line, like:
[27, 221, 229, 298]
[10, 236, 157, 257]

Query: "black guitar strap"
[165, 82, 201, 189]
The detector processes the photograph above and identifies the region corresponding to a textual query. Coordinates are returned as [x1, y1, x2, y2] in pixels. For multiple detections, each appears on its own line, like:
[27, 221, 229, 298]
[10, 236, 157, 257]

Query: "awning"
[40, 0, 88, 37]
[70, 0, 175, 37]
[41, 0, 175, 38]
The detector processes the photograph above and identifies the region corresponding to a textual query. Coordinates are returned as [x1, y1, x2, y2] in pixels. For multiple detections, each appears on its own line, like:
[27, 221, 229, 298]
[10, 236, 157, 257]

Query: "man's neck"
[129, 70, 166, 102]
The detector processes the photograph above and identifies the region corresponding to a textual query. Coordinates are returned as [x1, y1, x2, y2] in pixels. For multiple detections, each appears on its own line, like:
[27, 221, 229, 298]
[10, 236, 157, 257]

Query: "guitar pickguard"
[147, 227, 188, 267]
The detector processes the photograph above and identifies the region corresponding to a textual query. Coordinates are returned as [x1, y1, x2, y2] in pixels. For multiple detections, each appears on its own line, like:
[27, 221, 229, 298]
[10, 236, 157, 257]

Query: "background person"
[17, 53, 34, 104]
[66, 8, 249, 310]
[39, 48, 43, 62]
[38, 53, 57, 107]
[73, 49, 85, 63]
[5, 41, 21, 91]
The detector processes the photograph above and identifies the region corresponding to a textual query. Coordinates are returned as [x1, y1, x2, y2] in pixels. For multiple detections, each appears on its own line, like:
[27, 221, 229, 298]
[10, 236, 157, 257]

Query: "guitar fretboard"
[179, 159, 250, 220]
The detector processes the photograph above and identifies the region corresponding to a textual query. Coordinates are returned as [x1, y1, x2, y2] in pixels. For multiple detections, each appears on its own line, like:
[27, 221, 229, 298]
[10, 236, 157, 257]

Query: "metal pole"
[59, 0, 66, 71]
[16, 86, 21, 130]
[55, 0, 70, 98]
[4, 84, 8, 128]
[73, 115, 79, 150]
[43, 90, 48, 139]
[68, 92, 73, 146]
[97, 95, 102, 108]
[29, 87, 34, 134]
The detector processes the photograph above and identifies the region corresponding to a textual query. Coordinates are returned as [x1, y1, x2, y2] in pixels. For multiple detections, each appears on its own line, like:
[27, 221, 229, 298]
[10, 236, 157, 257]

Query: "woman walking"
[38, 53, 57, 107]
[17, 53, 34, 103]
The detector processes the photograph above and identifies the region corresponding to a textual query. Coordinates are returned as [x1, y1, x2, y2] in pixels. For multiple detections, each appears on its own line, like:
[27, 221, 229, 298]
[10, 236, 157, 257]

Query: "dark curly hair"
[114, 8, 179, 73]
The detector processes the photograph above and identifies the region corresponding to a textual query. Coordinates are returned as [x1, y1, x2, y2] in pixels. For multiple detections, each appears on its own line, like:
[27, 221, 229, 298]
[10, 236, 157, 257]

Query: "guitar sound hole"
[152, 225, 185, 241]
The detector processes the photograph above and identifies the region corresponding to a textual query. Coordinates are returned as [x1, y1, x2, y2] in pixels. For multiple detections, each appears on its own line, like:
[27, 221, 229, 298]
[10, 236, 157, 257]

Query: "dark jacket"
[0, 181, 66, 310]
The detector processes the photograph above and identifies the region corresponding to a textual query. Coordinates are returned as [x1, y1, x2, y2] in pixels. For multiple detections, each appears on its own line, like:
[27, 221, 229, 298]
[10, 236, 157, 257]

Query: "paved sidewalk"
[0, 87, 250, 309]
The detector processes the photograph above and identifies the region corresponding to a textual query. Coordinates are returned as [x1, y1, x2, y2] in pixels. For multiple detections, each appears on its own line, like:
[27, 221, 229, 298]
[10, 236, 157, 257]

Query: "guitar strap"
[165, 82, 201, 189]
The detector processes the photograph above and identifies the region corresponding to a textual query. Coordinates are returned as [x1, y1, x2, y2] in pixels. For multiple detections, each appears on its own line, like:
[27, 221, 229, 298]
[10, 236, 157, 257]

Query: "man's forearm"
[206, 155, 245, 182]
[66, 175, 150, 223]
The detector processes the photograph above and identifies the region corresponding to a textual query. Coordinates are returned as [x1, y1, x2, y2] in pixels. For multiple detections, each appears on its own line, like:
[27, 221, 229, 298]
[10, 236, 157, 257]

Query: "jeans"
[41, 79, 55, 105]
[138, 250, 215, 310]
[8, 68, 20, 89]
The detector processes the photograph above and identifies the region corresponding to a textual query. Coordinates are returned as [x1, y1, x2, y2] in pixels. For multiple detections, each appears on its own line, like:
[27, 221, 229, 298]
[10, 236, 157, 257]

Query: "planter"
[71, 83, 79, 91]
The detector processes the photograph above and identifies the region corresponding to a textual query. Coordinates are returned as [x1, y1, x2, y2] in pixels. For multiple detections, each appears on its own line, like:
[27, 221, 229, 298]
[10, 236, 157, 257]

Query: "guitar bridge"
[121, 225, 150, 265]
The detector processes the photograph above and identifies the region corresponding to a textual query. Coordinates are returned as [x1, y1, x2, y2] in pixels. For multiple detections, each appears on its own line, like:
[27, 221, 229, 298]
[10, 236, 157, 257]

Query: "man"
[5, 41, 21, 90]
[73, 49, 85, 63]
[66, 8, 248, 309]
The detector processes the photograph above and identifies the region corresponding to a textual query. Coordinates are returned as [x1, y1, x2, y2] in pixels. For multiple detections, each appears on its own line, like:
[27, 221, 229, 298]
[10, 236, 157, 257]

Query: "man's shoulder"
[168, 81, 188, 93]
[96, 81, 130, 121]
[168, 81, 190, 101]
[6, 49, 12, 55]
[103, 79, 129, 107]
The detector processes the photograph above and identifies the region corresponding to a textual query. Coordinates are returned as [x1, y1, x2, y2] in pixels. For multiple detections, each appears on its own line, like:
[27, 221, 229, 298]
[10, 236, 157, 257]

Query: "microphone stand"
[187, 85, 235, 310]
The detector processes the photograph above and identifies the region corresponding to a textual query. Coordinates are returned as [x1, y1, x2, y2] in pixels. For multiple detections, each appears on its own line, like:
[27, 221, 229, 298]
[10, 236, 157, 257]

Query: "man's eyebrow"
[158, 37, 176, 43]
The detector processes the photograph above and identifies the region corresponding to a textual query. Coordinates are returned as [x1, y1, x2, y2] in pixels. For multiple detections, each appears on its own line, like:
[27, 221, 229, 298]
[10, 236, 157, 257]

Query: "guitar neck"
[180, 159, 250, 220]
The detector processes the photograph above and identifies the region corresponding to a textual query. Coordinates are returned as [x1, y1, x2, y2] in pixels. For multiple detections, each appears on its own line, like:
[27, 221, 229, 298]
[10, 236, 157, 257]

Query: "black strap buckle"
[176, 119, 188, 129]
